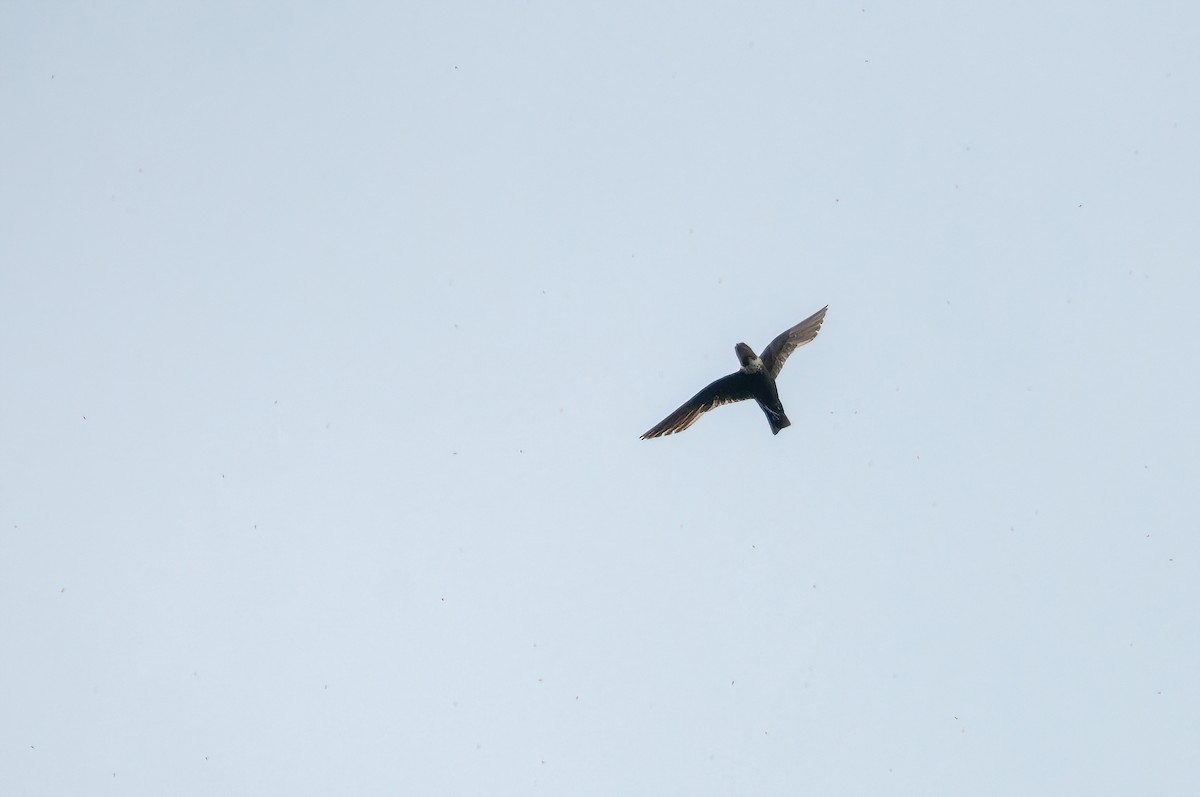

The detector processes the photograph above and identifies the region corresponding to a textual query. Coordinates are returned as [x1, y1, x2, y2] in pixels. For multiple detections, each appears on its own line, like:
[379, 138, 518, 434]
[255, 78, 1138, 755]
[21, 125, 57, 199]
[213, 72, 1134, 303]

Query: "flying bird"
[640, 305, 828, 439]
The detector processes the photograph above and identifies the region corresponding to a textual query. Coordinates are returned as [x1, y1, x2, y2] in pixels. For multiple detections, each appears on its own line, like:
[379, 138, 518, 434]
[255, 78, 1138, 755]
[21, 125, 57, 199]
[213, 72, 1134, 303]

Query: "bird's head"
[735, 342, 763, 372]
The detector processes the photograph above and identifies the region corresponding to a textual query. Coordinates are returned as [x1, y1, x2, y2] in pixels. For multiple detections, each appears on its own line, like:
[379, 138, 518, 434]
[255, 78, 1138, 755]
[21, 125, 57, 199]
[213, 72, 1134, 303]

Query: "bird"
[640, 305, 828, 439]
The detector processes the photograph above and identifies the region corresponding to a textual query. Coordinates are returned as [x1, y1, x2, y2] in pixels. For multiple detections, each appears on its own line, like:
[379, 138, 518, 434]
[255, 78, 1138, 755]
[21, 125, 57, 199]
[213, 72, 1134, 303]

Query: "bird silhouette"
[640, 305, 827, 439]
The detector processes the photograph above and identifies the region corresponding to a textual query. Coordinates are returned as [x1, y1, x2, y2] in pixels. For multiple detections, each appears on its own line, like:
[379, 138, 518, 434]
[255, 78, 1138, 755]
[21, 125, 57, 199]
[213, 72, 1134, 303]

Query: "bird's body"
[640, 306, 827, 439]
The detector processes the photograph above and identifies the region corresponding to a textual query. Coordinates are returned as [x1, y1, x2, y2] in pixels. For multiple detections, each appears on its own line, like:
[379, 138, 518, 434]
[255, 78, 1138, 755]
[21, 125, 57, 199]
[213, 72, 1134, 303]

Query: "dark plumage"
[640, 306, 827, 439]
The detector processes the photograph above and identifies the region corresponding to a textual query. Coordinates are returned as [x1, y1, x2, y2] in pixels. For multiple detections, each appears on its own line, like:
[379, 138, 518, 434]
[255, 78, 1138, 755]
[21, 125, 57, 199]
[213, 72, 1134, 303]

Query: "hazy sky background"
[3, 2, 1198, 794]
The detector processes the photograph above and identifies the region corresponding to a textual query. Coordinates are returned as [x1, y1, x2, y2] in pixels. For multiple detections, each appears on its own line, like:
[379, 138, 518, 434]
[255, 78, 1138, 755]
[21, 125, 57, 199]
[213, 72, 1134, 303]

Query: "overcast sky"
[3, 2, 1198, 795]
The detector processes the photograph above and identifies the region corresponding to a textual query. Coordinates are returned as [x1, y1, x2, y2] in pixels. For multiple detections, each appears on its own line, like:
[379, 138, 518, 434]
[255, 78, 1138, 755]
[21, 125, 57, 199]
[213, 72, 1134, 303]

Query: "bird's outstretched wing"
[640, 372, 756, 439]
[759, 305, 828, 379]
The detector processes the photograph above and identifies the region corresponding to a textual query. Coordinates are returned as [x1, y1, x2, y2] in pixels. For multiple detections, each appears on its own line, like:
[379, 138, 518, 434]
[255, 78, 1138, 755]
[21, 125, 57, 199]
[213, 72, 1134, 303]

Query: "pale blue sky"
[3, 2, 1198, 794]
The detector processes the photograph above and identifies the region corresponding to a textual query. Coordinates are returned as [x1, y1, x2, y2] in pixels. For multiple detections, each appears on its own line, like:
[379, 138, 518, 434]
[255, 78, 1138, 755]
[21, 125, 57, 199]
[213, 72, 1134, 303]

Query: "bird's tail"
[768, 413, 791, 435]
